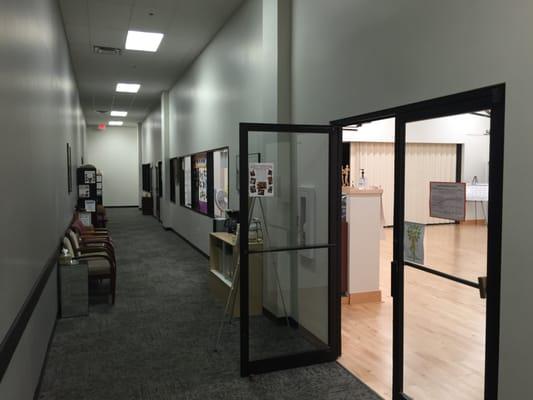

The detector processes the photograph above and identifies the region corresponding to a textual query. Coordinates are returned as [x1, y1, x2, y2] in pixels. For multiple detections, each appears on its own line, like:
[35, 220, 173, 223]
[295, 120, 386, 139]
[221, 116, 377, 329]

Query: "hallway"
[38, 209, 380, 400]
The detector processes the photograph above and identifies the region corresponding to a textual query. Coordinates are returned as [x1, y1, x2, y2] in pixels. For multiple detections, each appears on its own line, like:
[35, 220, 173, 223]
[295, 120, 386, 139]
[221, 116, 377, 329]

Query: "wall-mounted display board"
[66, 143, 72, 193]
[96, 172, 103, 205]
[169, 157, 178, 203]
[77, 164, 98, 225]
[142, 163, 151, 192]
[157, 161, 163, 198]
[213, 149, 229, 217]
[429, 181, 466, 221]
[179, 147, 229, 218]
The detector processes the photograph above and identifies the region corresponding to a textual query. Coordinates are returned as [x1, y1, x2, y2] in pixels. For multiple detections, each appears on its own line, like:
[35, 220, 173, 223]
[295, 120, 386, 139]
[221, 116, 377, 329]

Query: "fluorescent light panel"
[116, 83, 141, 93]
[125, 30, 164, 52]
[110, 110, 128, 117]
[108, 121, 124, 126]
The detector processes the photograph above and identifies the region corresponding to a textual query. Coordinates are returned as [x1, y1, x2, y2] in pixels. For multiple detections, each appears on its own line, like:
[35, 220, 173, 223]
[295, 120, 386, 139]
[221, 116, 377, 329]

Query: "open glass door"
[392, 85, 505, 400]
[239, 123, 342, 376]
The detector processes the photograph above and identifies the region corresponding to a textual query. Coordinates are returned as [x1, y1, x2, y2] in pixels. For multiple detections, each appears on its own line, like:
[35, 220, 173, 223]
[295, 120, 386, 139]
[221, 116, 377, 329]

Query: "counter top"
[342, 187, 383, 196]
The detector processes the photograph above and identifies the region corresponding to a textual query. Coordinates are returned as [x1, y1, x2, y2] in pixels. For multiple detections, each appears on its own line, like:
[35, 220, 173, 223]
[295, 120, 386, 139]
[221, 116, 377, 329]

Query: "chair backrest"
[63, 237, 75, 256]
[68, 230, 80, 253]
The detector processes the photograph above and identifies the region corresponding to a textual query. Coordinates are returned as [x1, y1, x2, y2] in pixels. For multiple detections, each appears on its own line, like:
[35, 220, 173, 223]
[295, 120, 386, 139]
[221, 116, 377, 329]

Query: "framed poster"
[249, 163, 274, 197]
[182, 156, 192, 208]
[429, 181, 466, 221]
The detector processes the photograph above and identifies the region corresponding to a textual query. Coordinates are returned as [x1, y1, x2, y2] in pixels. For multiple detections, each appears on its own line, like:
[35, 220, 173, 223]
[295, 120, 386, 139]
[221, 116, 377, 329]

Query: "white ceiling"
[59, 0, 245, 127]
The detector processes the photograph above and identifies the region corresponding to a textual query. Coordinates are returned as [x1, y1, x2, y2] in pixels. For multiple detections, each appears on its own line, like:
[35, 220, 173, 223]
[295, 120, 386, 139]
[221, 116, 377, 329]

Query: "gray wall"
[291, 0, 533, 397]
[87, 126, 139, 207]
[0, 0, 85, 397]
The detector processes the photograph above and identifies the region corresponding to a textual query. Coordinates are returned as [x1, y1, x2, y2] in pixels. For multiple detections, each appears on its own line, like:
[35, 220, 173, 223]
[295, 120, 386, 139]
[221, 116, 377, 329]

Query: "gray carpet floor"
[38, 208, 381, 400]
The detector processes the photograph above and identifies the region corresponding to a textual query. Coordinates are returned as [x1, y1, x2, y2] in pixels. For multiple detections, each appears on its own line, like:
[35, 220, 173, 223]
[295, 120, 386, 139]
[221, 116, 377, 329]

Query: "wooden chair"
[63, 234, 116, 304]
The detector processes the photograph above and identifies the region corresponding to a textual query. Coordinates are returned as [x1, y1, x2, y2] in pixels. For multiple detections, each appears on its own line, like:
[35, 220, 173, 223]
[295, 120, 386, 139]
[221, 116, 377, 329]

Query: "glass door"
[239, 123, 342, 376]
[392, 85, 505, 400]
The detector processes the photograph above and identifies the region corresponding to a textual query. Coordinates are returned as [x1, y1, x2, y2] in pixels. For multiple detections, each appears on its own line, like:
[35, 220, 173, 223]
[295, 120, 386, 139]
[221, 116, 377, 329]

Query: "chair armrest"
[79, 246, 115, 261]
[75, 254, 116, 270]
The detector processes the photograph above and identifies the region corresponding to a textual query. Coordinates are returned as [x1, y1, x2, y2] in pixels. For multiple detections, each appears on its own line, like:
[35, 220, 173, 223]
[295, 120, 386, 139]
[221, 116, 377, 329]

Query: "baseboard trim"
[0, 244, 60, 381]
[342, 290, 382, 305]
[460, 219, 487, 225]
[164, 227, 209, 259]
[33, 318, 57, 400]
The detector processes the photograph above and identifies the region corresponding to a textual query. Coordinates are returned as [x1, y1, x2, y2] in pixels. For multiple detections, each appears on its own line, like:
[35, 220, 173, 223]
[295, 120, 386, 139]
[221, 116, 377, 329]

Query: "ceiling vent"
[93, 45, 122, 55]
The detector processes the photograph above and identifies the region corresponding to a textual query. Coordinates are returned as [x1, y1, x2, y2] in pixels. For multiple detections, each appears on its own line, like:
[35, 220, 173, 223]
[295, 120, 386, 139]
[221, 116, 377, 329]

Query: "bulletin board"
[178, 147, 229, 218]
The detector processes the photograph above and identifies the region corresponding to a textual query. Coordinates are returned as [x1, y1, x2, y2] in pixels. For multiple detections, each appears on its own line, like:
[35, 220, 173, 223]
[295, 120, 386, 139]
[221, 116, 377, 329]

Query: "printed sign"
[249, 163, 274, 197]
[78, 184, 90, 198]
[79, 212, 92, 226]
[429, 182, 466, 221]
[404, 222, 425, 264]
[466, 183, 489, 202]
[84, 170, 96, 184]
[85, 200, 96, 212]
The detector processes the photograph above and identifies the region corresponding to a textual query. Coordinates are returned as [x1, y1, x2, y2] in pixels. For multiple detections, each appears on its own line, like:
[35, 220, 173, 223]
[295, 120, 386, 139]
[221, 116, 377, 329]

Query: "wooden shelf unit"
[208, 232, 263, 317]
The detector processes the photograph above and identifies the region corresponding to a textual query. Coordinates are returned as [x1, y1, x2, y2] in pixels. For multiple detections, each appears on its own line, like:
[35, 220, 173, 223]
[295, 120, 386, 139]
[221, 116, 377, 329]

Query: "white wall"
[86, 126, 139, 207]
[140, 106, 162, 216]
[161, 0, 265, 254]
[292, 0, 533, 397]
[0, 0, 85, 397]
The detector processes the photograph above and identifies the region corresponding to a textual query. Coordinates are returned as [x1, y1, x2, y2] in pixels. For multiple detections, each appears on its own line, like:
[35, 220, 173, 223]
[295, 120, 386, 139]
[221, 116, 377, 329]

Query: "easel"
[214, 197, 291, 351]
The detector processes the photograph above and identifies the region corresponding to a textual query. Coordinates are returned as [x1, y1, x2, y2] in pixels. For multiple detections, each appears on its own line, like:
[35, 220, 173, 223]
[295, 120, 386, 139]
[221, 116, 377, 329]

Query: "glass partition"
[239, 123, 341, 376]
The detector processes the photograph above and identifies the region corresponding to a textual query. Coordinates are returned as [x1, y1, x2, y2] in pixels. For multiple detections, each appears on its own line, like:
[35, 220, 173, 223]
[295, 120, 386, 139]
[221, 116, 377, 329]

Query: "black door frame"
[239, 122, 342, 377]
[331, 83, 505, 400]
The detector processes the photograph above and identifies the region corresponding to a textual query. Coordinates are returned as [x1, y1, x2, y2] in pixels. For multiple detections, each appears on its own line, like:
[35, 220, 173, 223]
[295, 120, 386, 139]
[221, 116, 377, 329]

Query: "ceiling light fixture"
[110, 110, 128, 117]
[125, 30, 164, 52]
[116, 83, 141, 93]
[108, 121, 124, 126]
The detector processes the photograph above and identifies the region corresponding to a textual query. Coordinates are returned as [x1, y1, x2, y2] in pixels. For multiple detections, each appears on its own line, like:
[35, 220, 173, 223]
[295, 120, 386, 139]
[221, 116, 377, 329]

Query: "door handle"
[478, 276, 487, 299]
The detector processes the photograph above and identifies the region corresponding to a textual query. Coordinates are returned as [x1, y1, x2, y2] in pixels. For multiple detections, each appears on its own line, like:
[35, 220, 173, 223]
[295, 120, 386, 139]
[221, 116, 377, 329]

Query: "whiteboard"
[429, 182, 466, 221]
[466, 183, 489, 202]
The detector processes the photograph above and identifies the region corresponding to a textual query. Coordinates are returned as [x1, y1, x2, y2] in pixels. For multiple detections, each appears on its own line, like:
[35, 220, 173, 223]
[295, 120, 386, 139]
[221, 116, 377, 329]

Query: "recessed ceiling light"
[110, 110, 128, 117]
[116, 83, 141, 93]
[108, 121, 124, 126]
[125, 30, 164, 52]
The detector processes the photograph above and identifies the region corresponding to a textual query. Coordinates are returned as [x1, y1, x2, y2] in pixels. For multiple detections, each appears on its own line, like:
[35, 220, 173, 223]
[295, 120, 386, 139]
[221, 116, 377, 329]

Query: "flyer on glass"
[249, 163, 274, 197]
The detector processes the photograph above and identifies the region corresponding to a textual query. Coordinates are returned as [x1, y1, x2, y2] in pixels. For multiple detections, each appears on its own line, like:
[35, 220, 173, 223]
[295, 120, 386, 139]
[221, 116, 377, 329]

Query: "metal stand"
[214, 197, 290, 351]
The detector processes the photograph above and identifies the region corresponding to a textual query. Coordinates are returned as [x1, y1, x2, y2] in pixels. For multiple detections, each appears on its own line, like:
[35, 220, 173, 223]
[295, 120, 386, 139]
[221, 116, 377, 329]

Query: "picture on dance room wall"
[249, 163, 274, 197]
